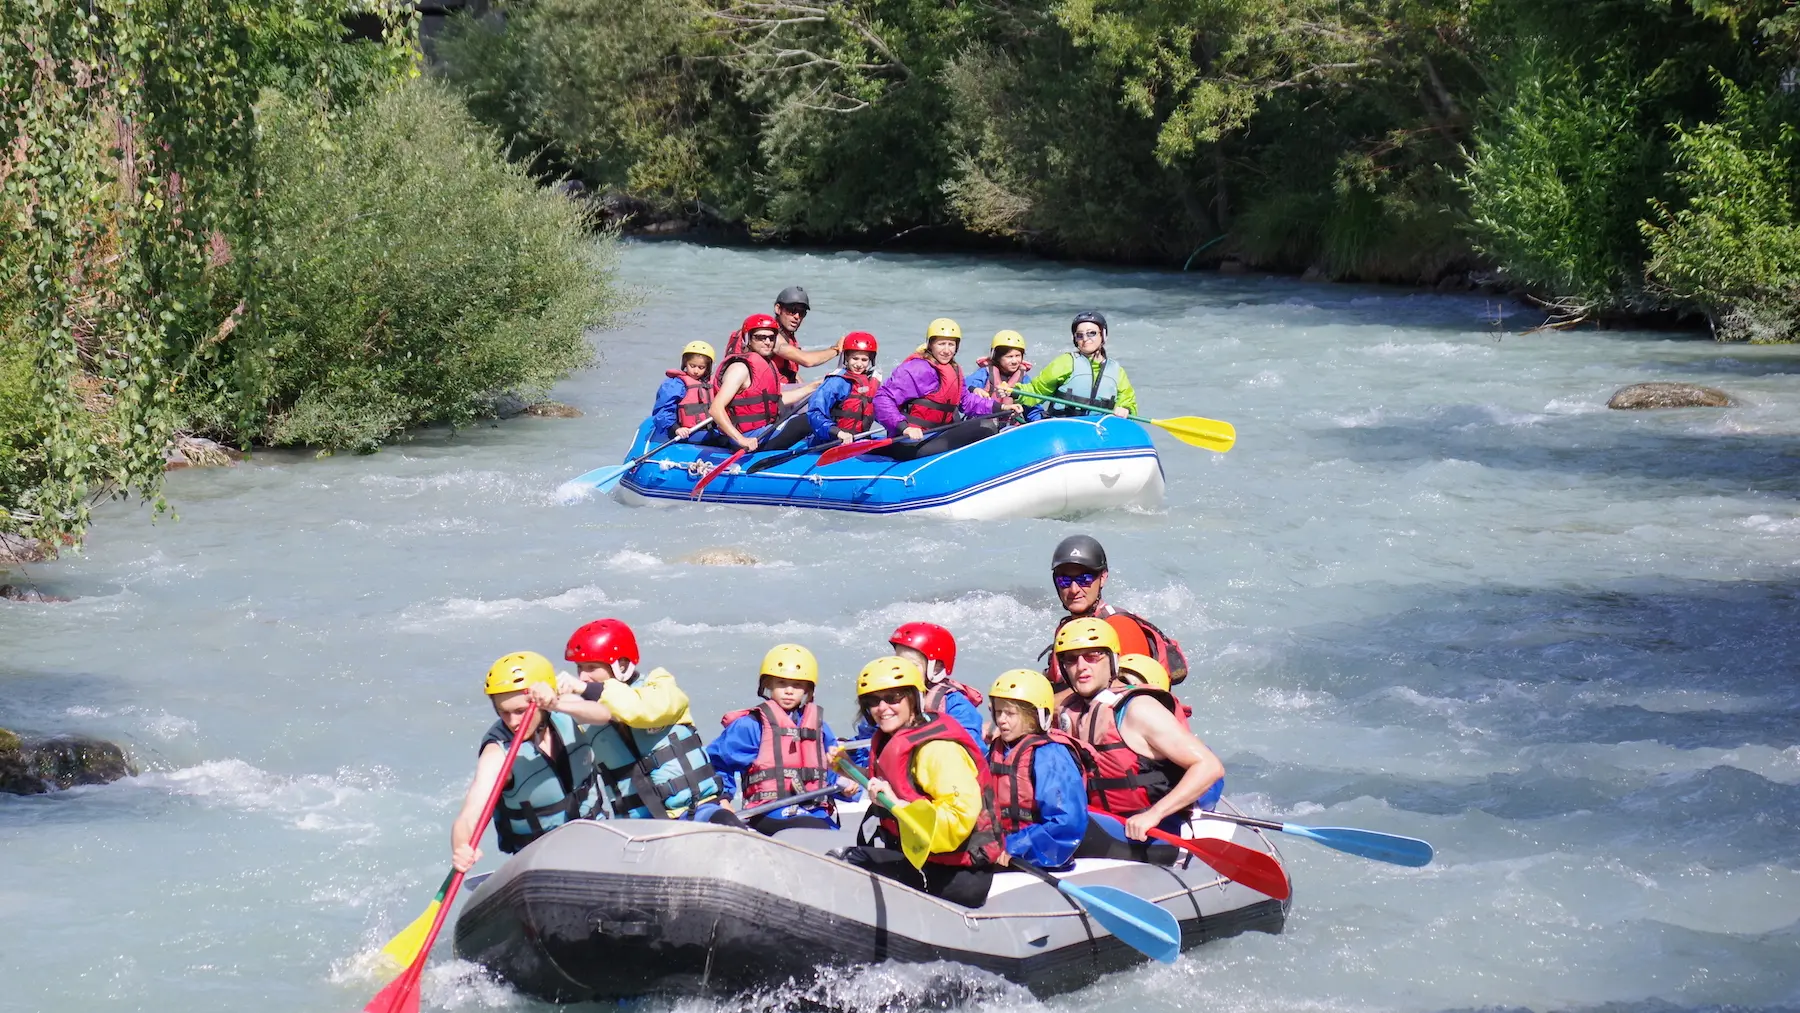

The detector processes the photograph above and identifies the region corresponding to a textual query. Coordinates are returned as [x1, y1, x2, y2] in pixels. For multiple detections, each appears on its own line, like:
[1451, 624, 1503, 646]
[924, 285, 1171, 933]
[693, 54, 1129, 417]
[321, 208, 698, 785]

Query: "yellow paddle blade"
[1150, 415, 1236, 453]
[377, 898, 441, 972]
[893, 799, 939, 870]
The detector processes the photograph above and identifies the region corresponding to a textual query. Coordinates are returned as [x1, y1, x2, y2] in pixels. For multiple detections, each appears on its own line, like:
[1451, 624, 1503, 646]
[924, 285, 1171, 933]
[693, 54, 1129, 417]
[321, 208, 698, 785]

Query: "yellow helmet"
[925, 317, 962, 342]
[1053, 617, 1120, 656]
[484, 651, 556, 696]
[990, 330, 1026, 353]
[990, 669, 1054, 713]
[759, 643, 818, 685]
[856, 655, 925, 697]
[1118, 653, 1170, 692]
[681, 340, 716, 362]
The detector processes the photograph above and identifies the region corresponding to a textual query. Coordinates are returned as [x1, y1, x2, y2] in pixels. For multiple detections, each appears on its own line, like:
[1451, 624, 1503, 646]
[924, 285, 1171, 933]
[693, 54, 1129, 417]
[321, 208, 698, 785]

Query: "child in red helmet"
[806, 332, 883, 444]
[849, 622, 986, 766]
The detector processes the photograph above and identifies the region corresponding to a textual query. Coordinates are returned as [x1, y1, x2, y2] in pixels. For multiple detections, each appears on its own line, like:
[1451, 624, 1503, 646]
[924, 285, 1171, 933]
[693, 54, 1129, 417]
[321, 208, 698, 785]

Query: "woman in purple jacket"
[871, 318, 1016, 459]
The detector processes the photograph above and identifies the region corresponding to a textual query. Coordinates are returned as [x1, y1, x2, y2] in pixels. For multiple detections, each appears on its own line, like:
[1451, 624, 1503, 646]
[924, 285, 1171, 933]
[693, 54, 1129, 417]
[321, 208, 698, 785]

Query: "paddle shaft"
[1185, 808, 1432, 866]
[367, 701, 541, 1013]
[1019, 389, 1145, 420]
[815, 412, 1008, 467]
[833, 758, 902, 813]
[736, 782, 846, 821]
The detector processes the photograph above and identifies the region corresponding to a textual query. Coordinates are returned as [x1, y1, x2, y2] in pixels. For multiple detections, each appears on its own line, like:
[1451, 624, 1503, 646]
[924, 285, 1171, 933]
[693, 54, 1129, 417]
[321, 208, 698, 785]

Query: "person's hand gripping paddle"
[833, 757, 938, 870]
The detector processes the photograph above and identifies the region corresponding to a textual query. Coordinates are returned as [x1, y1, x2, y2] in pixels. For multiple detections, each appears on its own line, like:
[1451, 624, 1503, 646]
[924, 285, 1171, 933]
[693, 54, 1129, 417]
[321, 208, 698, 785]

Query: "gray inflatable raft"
[453, 805, 1290, 1001]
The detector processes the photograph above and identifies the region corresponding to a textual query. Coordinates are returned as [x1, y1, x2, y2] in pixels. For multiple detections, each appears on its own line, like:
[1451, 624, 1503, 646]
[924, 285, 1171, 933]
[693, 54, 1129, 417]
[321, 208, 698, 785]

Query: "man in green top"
[1014, 310, 1136, 418]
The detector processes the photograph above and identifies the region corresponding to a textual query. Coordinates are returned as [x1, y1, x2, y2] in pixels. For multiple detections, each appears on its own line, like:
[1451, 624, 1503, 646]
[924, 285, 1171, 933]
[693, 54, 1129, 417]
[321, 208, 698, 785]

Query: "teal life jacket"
[491, 711, 604, 853]
[1049, 352, 1122, 416]
[594, 720, 721, 819]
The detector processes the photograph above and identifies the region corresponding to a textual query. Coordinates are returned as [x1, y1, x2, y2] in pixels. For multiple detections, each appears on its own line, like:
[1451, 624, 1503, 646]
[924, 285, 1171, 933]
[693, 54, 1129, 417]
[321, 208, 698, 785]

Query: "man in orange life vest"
[722, 285, 840, 385]
[870, 318, 1014, 460]
[706, 644, 861, 835]
[831, 656, 1005, 908]
[1041, 534, 1189, 692]
[806, 332, 882, 444]
[649, 340, 716, 443]
[708, 313, 822, 453]
[1054, 619, 1225, 842]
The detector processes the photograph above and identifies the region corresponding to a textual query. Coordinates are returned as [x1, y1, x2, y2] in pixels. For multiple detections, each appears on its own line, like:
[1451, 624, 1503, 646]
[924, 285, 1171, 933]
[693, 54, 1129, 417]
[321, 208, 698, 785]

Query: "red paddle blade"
[817, 438, 891, 467]
[1169, 832, 1291, 900]
[691, 448, 746, 500]
[363, 964, 422, 1013]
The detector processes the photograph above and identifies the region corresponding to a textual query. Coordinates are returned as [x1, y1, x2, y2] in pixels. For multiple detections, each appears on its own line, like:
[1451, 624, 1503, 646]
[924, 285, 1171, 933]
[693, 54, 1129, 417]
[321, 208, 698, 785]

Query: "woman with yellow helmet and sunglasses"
[451, 652, 608, 873]
[833, 655, 1006, 907]
[986, 669, 1093, 869]
[707, 644, 862, 835]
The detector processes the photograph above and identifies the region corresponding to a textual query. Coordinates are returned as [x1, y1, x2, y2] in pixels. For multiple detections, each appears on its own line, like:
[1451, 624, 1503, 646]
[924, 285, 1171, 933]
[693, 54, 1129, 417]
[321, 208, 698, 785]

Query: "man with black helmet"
[1040, 534, 1188, 693]
[723, 285, 841, 385]
[1014, 310, 1138, 419]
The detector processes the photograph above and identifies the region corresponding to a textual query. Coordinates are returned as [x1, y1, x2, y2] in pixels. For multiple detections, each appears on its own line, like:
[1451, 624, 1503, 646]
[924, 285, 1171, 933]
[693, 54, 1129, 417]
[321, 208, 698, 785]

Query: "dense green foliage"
[440, 0, 1800, 331]
[2, 2, 615, 551]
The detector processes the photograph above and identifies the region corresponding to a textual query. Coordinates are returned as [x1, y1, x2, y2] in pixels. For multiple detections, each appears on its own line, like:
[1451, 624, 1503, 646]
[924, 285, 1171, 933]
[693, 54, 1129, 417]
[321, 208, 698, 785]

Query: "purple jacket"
[874, 357, 997, 432]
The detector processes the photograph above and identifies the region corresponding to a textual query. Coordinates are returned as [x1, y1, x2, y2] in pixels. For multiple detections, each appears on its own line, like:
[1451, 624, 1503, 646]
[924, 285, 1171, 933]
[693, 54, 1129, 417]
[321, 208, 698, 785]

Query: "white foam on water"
[398, 584, 638, 629]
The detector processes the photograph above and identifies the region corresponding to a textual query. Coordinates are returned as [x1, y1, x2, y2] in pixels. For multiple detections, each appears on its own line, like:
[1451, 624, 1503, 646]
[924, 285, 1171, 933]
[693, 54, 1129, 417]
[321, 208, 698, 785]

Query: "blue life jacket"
[594, 720, 721, 819]
[492, 712, 604, 853]
[1050, 353, 1123, 416]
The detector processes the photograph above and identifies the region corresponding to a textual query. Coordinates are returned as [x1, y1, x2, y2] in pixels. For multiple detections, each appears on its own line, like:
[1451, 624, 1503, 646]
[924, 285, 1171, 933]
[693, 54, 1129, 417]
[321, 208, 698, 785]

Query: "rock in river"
[1607, 382, 1734, 409]
[0, 729, 135, 795]
[676, 546, 760, 566]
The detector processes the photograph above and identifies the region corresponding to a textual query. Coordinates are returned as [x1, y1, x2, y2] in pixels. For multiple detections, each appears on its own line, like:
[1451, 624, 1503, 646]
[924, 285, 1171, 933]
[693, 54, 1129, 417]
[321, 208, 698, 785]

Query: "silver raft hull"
[452, 811, 1290, 1001]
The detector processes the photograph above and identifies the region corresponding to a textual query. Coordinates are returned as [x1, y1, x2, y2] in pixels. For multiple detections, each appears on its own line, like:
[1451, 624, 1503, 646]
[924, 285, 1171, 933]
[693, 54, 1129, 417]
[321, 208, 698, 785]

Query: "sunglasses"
[1053, 572, 1101, 589]
[749, 331, 778, 341]
[778, 304, 809, 316]
[1074, 330, 1104, 341]
[1058, 648, 1112, 665]
[860, 689, 911, 709]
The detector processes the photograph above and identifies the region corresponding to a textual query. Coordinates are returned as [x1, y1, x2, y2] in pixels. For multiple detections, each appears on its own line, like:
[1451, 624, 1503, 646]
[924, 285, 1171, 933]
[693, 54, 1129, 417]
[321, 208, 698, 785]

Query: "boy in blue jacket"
[985, 670, 1090, 868]
[649, 340, 716, 442]
[806, 331, 883, 444]
[707, 644, 860, 835]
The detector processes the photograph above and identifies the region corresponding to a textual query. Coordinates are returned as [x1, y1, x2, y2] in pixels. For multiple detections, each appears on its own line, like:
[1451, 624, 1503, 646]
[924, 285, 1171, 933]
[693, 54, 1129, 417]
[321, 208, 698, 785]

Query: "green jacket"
[1015, 351, 1137, 415]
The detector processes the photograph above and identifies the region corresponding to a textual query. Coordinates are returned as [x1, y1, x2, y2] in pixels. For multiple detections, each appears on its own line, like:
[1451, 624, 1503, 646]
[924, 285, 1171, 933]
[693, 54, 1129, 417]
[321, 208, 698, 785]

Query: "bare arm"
[708, 362, 752, 445]
[780, 379, 823, 405]
[530, 680, 612, 726]
[1121, 702, 1224, 839]
[776, 341, 839, 368]
[451, 743, 509, 871]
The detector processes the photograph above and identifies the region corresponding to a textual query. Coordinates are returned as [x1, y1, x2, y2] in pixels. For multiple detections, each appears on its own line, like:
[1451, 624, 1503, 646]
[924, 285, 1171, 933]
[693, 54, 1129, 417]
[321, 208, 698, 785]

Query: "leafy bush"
[1642, 79, 1800, 342]
[196, 77, 616, 452]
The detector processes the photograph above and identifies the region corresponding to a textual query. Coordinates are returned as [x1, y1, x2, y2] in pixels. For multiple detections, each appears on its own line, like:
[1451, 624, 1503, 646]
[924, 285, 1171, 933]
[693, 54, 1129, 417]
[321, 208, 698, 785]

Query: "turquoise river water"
[2, 241, 1798, 1013]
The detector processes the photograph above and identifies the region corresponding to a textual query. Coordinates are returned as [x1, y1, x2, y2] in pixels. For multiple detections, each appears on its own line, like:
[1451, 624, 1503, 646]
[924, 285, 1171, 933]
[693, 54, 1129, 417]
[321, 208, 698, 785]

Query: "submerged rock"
[0, 730, 134, 795]
[163, 435, 240, 470]
[676, 546, 760, 566]
[0, 584, 71, 603]
[525, 401, 583, 418]
[1607, 382, 1734, 409]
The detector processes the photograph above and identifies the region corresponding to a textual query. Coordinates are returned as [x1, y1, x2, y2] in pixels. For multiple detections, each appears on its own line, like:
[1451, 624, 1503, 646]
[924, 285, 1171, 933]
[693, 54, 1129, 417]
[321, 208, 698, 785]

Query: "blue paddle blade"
[1287, 824, 1434, 867]
[1057, 882, 1182, 964]
[567, 464, 627, 491]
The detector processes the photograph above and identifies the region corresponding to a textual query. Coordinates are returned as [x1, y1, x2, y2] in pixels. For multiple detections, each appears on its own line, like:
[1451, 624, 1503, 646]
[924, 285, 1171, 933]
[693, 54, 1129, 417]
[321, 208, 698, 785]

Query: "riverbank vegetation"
[2, 2, 617, 553]
[437, 0, 1800, 336]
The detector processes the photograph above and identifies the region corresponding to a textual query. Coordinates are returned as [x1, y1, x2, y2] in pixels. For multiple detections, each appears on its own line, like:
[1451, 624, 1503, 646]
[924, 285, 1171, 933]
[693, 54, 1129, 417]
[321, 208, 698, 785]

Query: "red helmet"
[740, 313, 780, 336]
[841, 332, 878, 354]
[889, 622, 955, 676]
[566, 619, 639, 666]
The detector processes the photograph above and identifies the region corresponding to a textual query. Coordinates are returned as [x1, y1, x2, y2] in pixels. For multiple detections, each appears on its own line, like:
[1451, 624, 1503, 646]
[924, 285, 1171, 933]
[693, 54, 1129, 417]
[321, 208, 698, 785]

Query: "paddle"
[691, 446, 747, 500]
[1194, 809, 1434, 867]
[365, 700, 541, 1013]
[745, 430, 884, 475]
[735, 782, 847, 821]
[1019, 390, 1236, 453]
[1087, 809, 1290, 900]
[1007, 859, 1182, 964]
[812, 415, 1001, 469]
[833, 758, 939, 870]
[569, 420, 713, 494]
[376, 871, 452, 971]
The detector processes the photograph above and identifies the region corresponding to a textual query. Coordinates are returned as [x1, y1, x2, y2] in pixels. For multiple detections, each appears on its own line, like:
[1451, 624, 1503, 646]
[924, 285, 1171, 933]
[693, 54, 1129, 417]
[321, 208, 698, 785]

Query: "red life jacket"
[665, 370, 714, 430]
[986, 729, 1097, 833]
[726, 328, 802, 384]
[974, 358, 1034, 404]
[829, 370, 879, 435]
[1056, 687, 1185, 818]
[870, 713, 1004, 867]
[899, 358, 964, 429]
[1044, 608, 1189, 689]
[719, 351, 784, 433]
[719, 701, 831, 807]
[924, 677, 984, 714]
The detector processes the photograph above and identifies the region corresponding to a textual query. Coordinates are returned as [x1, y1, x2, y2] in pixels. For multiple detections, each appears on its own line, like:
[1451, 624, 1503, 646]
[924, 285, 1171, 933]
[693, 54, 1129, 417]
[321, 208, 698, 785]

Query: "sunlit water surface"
[4, 242, 1799, 1013]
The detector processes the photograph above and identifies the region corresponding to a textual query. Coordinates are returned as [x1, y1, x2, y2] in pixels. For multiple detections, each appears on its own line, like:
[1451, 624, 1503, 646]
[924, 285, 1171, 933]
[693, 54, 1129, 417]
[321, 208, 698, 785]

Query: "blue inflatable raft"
[603, 416, 1163, 519]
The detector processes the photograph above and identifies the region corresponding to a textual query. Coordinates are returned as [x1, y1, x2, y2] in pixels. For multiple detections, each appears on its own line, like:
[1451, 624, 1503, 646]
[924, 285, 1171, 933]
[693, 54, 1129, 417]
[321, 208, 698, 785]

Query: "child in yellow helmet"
[986, 669, 1092, 868]
[650, 340, 717, 442]
[706, 644, 861, 835]
[451, 652, 607, 872]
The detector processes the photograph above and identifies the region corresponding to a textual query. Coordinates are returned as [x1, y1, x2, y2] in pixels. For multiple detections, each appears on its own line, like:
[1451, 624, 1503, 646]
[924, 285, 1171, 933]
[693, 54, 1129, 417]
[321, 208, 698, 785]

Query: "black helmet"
[776, 285, 810, 309]
[1052, 534, 1107, 572]
[1070, 310, 1107, 333]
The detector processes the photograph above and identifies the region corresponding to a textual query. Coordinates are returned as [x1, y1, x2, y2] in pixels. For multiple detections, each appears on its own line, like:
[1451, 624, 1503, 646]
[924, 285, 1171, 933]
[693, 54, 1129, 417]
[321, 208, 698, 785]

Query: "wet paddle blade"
[567, 464, 627, 491]
[816, 438, 891, 468]
[1150, 415, 1236, 453]
[377, 889, 445, 971]
[1170, 834, 1291, 900]
[1056, 882, 1182, 964]
[691, 448, 746, 500]
[893, 799, 938, 870]
[363, 964, 422, 1013]
[1286, 823, 1434, 867]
